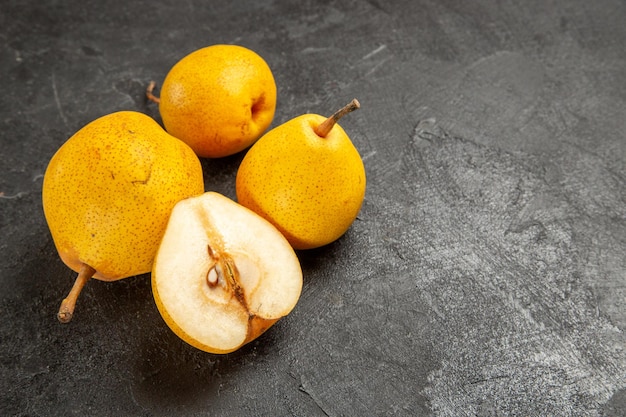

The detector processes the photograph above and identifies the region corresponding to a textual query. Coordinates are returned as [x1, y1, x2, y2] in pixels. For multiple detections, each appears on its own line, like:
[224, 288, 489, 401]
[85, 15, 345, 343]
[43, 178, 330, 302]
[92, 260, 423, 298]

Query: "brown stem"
[146, 81, 161, 104]
[57, 263, 97, 323]
[313, 98, 360, 138]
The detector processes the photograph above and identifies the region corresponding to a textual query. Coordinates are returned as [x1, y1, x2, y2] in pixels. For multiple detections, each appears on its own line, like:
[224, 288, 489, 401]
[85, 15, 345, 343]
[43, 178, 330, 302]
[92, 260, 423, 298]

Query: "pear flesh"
[152, 192, 303, 354]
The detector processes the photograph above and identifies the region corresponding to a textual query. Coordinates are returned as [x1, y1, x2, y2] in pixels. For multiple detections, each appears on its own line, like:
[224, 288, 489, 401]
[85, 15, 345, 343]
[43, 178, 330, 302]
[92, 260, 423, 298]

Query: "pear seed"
[207, 266, 219, 287]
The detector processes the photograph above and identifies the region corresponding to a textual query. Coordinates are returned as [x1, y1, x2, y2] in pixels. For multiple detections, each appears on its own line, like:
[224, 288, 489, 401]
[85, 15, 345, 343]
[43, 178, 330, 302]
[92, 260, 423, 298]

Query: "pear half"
[152, 192, 303, 354]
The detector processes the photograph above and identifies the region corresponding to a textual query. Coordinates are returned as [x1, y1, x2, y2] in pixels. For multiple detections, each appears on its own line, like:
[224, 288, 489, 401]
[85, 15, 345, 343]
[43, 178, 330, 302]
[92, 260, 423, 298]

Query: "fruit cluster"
[42, 44, 366, 354]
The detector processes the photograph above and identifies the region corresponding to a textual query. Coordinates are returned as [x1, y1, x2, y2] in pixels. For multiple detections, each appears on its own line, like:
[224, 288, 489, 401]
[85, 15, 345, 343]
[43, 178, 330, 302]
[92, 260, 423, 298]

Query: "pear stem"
[146, 81, 161, 104]
[313, 98, 360, 138]
[57, 263, 97, 323]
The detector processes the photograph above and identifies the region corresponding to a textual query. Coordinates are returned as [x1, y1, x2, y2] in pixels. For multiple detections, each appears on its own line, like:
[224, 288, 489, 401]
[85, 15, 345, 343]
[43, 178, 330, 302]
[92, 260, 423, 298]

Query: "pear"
[42, 111, 204, 323]
[147, 44, 277, 158]
[152, 192, 302, 354]
[236, 99, 366, 249]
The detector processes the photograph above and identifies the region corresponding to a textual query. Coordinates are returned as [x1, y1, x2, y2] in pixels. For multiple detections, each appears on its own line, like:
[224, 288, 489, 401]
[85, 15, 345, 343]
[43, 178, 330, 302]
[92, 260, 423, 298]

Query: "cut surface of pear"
[152, 192, 303, 354]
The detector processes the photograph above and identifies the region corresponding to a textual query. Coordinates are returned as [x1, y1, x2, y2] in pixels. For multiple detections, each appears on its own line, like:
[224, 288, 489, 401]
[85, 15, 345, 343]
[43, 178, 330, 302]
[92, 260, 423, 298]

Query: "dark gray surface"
[1, 0, 625, 415]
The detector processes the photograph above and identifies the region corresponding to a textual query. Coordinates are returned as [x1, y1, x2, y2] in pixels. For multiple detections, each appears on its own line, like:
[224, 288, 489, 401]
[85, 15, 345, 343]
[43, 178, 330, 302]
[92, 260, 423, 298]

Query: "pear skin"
[236, 100, 366, 249]
[148, 45, 277, 158]
[42, 111, 204, 322]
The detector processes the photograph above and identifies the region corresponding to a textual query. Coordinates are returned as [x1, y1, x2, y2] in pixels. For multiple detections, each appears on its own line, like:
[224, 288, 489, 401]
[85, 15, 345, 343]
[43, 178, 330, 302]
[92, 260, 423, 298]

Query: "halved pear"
[152, 192, 303, 354]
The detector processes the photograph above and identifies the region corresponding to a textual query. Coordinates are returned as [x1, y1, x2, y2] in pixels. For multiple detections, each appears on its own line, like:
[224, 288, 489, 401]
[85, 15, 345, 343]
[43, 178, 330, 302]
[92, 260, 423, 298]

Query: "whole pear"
[148, 44, 277, 158]
[42, 111, 204, 323]
[236, 100, 366, 250]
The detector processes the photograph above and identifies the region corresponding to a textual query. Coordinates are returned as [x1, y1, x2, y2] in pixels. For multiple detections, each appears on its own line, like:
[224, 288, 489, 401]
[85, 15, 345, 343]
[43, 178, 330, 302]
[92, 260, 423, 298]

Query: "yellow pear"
[236, 99, 366, 250]
[147, 44, 277, 158]
[42, 111, 204, 323]
[152, 192, 302, 354]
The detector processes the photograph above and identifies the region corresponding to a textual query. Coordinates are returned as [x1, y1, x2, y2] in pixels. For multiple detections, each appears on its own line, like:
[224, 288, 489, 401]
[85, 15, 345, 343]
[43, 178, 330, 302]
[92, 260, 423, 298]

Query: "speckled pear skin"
[236, 113, 366, 250]
[42, 111, 204, 281]
[158, 44, 277, 158]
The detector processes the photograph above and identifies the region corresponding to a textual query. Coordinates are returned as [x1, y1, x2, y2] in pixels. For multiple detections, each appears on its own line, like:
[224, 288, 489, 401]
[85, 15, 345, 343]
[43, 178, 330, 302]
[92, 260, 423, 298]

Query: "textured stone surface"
[1, 0, 624, 415]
